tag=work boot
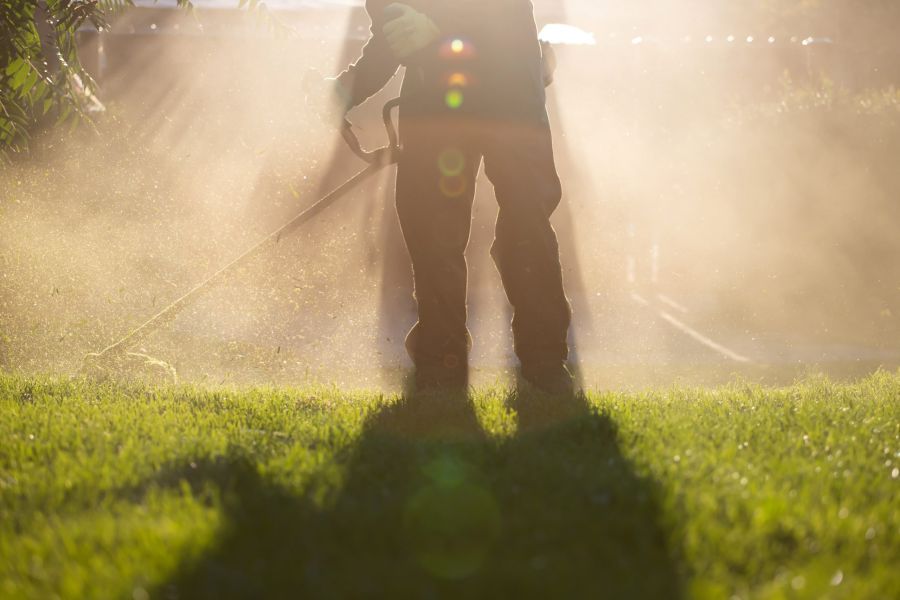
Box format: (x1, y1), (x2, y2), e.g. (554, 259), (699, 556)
(520, 361), (575, 396)
(405, 324), (471, 393)
(414, 361), (469, 393)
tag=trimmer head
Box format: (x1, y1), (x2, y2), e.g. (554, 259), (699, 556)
(81, 348), (177, 384)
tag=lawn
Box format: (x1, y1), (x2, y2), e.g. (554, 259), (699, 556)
(1, 372), (898, 599)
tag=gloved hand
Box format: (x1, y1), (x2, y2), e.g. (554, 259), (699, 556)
(382, 3), (440, 60)
(541, 41), (557, 87)
(303, 69), (352, 126)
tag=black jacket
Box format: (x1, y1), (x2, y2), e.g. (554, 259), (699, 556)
(337, 0), (548, 123)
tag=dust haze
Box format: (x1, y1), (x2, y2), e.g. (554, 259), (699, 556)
(1, 0), (898, 390)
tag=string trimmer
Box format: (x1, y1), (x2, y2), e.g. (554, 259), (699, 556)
(82, 98), (402, 381)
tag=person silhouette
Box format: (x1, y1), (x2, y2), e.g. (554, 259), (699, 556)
(323, 1), (573, 393)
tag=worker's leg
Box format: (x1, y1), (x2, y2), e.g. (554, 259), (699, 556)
(395, 120), (481, 386)
(483, 122), (571, 376)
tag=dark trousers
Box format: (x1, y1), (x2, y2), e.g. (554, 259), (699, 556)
(396, 116), (571, 370)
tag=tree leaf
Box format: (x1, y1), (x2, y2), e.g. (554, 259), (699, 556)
(9, 62), (29, 89)
(21, 68), (39, 97)
(5, 59), (25, 77)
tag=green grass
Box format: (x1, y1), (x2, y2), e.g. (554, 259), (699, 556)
(1, 373), (898, 599)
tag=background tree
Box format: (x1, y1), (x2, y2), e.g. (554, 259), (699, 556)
(0, 0), (191, 160)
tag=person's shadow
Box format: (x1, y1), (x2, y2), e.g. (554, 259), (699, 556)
(149, 386), (683, 598)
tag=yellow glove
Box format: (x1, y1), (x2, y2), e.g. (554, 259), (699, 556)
(382, 3), (440, 60)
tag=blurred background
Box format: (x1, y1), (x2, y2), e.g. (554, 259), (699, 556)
(1, 0), (898, 389)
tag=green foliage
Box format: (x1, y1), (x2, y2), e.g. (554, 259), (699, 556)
(0, 0), (292, 159)
(0, 0), (195, 160)
(1, 373), (898, 598)
(2, 1), (102, 158)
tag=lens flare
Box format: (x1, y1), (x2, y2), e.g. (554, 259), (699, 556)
(447, 72), (468, 87)
(445, 89), (464, 109)
(441, 38), (474, 59)
(440, 175), (467, 198)
(438, 148), (466, 177)
(403, 453), (500, 580)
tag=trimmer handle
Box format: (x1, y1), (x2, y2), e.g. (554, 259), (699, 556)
(340, 97), (401, 166)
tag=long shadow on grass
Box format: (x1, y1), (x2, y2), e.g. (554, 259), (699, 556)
(152, 390), (682, 598)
